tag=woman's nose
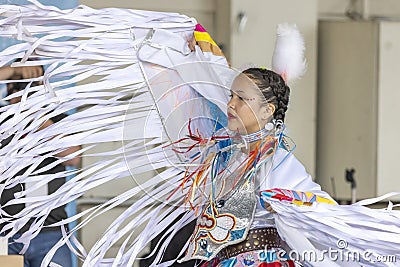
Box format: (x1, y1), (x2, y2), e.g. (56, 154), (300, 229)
(227, 100), (234, 109)
(227, 97), (236, 109)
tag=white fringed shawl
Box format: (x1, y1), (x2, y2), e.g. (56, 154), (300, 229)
(0, 1), (229, 266)
(1, 2), (400, 267)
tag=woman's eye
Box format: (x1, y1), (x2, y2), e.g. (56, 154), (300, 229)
(229, 93), (244, 101)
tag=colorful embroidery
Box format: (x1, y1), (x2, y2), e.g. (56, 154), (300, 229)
(198, 207), (236, 242)
(242, 253), (256, 265)
(260, 188), (336, 208)
(194, 24), (224, 56)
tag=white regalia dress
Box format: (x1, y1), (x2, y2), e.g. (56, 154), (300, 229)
(0, 1), (399, 266)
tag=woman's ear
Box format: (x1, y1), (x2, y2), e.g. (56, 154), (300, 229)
(267, 103), (276, 116)
(262, 103), (275, 120)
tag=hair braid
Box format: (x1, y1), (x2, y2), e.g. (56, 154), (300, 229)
(242, 68), (290, 122)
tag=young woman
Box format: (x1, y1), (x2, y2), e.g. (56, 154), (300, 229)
(177, 67), (335, 267)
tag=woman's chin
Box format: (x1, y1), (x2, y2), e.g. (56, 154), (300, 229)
(227, 124), (246, 135)
(227, 123), (237, 132)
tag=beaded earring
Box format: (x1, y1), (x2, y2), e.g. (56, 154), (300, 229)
(264, 122), (274, 131)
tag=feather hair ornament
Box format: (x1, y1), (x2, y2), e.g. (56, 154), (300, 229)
(271, 23), (307, 83)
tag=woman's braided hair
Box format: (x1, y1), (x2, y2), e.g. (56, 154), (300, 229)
(242, 68), (290, 122)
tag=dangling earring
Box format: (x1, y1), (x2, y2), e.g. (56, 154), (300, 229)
(274, 119), (283, 130)
(264, 121), (274, 131)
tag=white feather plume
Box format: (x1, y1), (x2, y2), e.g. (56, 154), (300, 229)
(271, 23), (307, 83)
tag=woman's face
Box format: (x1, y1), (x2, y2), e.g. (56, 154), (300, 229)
(227, 74), (270, 135)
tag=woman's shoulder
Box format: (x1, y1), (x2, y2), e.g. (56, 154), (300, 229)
(272, 146), (304, 171)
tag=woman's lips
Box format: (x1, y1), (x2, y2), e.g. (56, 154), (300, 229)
(227, 112), (236, 119)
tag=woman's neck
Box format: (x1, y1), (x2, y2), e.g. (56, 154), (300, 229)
(240, 127), (271, 153)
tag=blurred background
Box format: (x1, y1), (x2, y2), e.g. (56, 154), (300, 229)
(1, 0), (400, 266)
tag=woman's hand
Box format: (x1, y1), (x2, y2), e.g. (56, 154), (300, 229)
(14, 65), (43, 79)
(188, 36), (196, 51)
(265, 203), (276, 213)
(0, 65), (43, 81)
